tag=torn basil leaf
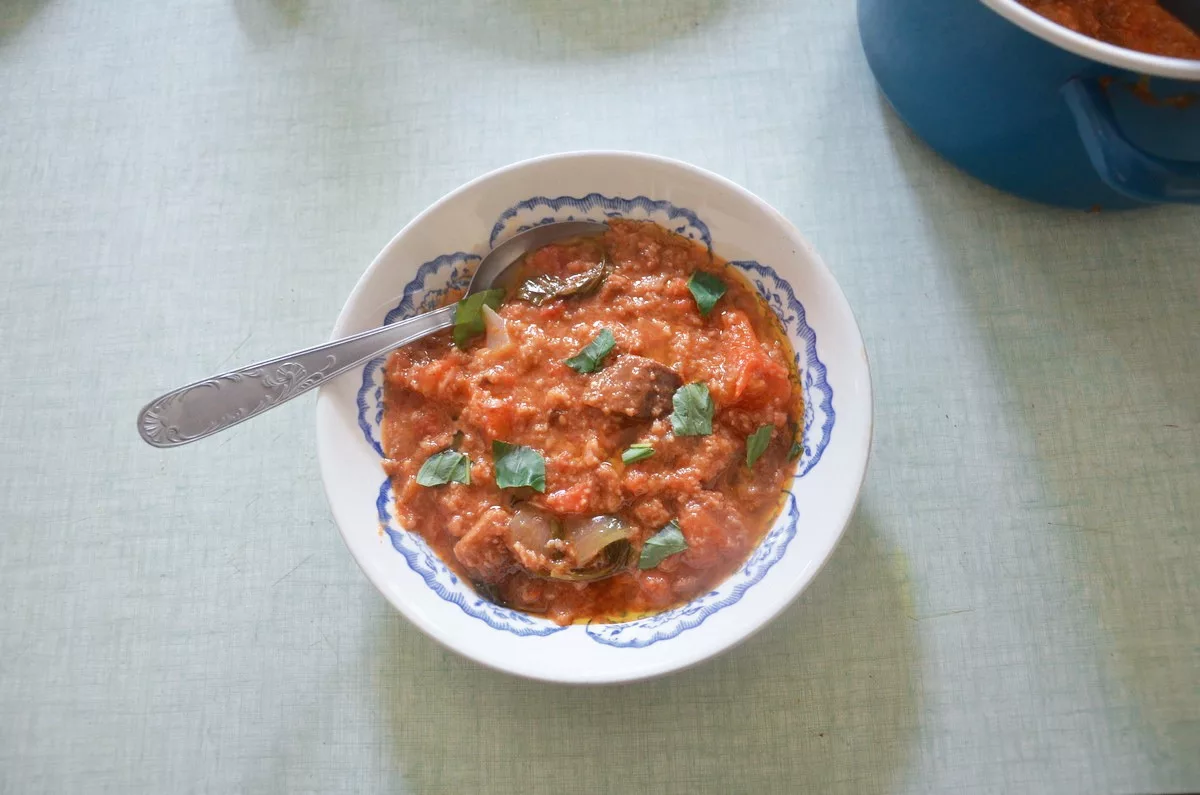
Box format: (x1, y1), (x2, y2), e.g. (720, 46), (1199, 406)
(516, 260), (609, 306)
(687, 271), (726, 317)
(621, 443), (655, 464)
(416, 449), (471, 486)
(492, 441), (546, 492)
(670, 382), (713, 437)
(786, 419), (802, 461)
(453, 289), (505, 349)
(638, 520), (688, 570)
(746, 424), (773, 468)
(565, 328), (616, 373)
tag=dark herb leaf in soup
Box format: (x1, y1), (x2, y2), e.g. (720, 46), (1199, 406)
(670, 382), (714, 437)
(745, 424), (773, 468)
(565, 328), (616, 374)
(638, 520), (688, 570)
(786, 419), (802, 461)
(416, 449), (471, 486)
(453, 289), (505, 349)
(687, 271), (726, 317)
(516, 260), (609, 306)
(492, 441), (547, 492)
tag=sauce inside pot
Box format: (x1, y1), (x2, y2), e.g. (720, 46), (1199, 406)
(1021, 0), (1200, 60)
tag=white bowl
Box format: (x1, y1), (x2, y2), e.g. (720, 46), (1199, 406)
(316, 151), (872, 683)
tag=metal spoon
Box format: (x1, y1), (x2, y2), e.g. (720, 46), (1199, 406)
(137, 220), (608, 448)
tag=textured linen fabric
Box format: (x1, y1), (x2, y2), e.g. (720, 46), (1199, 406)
(0, 1), (1197, 793)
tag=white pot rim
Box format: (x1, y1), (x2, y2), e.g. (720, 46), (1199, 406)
(980, 0), (1200, 81)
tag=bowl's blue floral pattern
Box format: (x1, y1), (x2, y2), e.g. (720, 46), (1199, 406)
(375, 480), (566, 637)
(357, 194), (834, 647)
(489, 193), (712, 252)
(585, 492), (800, 647)
(356, 252), (478, 458)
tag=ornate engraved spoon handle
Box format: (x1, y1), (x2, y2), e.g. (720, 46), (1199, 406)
(137, 305), (456, 448)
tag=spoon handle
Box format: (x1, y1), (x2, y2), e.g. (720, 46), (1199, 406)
(137, 304), (457, 448)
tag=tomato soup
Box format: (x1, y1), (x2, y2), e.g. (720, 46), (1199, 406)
(1021, 0), (1200, 59)
(381, 220), (803, 625)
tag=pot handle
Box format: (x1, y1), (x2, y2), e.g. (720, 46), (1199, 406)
(1061, 77), (1200, 205)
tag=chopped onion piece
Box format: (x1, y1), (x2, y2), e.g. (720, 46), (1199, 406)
(566, 515), (633, 567)
(508, 505), (555, 552)
(482, 305), (510, 349)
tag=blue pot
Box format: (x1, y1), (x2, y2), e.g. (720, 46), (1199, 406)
(858, 0), (1200, 209)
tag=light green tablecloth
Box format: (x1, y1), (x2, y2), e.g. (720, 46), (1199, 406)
(1, 1), (1197, 793)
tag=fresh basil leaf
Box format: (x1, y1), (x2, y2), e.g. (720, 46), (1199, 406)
(745, 424), (773, 468)
(453, 289), (505, 349)
(492, 441), (546, 492)
(415, 449), (471, 486)
(621, 443), (655, 464)
(687, 271), (726, 317)
(638, 520), (688, 570)
(786, 419), (803, 462)
(670, 382), (713, 437)
(565, 328), (616, 373)
(516, 260), (609, 306)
